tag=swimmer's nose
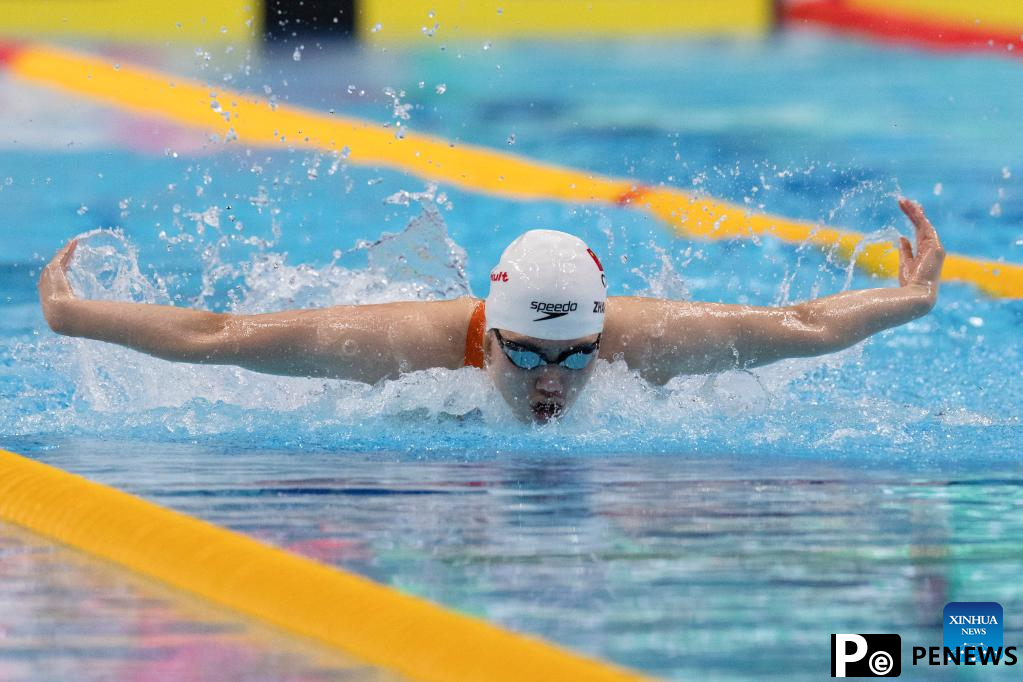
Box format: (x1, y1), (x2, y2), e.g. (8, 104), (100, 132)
(534, 367), (564, 397)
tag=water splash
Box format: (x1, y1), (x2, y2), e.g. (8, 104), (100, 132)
(67, 229), (170, 304)
(631, 241), (689, 300)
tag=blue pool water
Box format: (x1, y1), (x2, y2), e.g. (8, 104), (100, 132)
(2, 35), (1022, 679)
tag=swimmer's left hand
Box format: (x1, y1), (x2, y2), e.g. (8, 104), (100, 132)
(897, 198), (945, 304)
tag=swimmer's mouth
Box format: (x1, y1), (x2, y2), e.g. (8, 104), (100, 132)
(531, 401), (564, 422)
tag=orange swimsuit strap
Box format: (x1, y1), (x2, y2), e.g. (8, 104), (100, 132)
(463, 300), (486, 368)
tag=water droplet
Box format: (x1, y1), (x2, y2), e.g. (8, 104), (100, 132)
(371, 23), (383, 33)
(1002, 166), (1011, 179)
(933, 182), (943, 196)
(77, 204), (88, 215)
(482, 41), (491, 50)
(990, 202), (1002, 217)
(292, 47), (302, 61)
(435, 83), (446, 94)
(506, 133), (516, 145)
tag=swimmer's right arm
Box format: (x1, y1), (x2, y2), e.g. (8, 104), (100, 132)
(38, 239), (472, 382)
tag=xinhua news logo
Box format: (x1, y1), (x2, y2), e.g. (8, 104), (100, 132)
(831, 634), (901, 677)
(943, 602), (1002, 663)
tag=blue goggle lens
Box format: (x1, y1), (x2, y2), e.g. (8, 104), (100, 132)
(504, 348), (544, 370)
(496, 332), (599, 371)
(560, 349), (596, 370)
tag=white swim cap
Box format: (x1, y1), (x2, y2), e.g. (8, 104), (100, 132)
(485, 230), (607, 340)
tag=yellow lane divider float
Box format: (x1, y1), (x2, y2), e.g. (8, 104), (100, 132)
(0, 0), (258, 44)
(358, 0), (773, 41)
(0, 448), (647, 682)
(1, 42), (1020, 298)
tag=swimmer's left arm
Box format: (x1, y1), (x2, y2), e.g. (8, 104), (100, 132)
(604, 198), (945, 383)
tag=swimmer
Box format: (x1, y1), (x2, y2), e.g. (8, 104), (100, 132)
(39, 197), (944, 423)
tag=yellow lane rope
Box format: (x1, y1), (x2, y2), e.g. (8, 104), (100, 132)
(849, 0), (1023, 34)
(0, 1), (257, 44)
(3, 43), (1020, 297)
(358, 0), (773, 41)
(0, 448), (648, 682)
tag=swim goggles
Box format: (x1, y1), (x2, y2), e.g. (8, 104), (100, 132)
(493, 329), (600, 371)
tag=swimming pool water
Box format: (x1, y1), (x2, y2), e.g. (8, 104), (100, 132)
(2, 34), (1022, 679)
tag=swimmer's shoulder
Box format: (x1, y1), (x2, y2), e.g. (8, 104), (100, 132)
(603, 296), (690, 335)
(602, 296), (705, 362)
(411, 295), (481, 349)
(438, 296), (482, 335)
(411, 296), (481, 369)
(338, 297), (480, 372)
(602, 296), (658, 350)
(317, 296), (479, 348)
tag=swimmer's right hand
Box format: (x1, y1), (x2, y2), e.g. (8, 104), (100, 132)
(38, 238), (79, 334)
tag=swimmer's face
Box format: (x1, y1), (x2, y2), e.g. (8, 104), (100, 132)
(484, 329), (601, 423)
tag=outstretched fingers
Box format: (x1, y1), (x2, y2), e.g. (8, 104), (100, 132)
(898, 197), (939, 247)
(58, 238), (78, 269)
(896, 197), (945, 290)
(898, 236), (913, 285)
(39, 238), (78, 300)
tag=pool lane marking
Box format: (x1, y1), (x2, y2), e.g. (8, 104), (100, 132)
(784, 1), (1023, 56)
(358, 0), (773, 41)
(0, 448), (648, 682)
(2, 43), (1021, 298)
(0, 0), (258, 45)
(615, 185), (652, 207)
(0, 42), (19, 65)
